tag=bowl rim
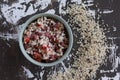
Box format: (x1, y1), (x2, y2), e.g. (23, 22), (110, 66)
(19, 13), (73, 66)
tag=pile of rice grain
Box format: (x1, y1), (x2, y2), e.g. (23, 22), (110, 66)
(47, 4), (107, 80)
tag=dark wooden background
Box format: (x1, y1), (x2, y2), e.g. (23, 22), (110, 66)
(0, 0), (120, 80)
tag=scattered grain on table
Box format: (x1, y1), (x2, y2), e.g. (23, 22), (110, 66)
(47, 4), (108, 80)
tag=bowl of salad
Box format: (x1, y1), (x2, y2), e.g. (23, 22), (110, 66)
(19, 13), (73, 66)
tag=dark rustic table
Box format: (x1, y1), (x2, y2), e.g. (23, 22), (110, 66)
(0, 0), (120, 80)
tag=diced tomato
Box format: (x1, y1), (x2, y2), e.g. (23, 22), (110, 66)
(33, 52), (42, 62)
(37, 23), (42, 28)
(24, 37), (30, 43)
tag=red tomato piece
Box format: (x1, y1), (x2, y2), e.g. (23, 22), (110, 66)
(37, 23), (42, 28)
(33, 52), (42, 62)
(24, 37), (30, 43)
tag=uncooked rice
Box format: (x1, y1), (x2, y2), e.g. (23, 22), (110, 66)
(47, 4), (108, 80)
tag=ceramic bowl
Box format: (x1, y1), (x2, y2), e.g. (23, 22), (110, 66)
(19, 13), (73, 66)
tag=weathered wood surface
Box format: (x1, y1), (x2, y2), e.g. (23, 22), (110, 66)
(0, 0), (120, 80)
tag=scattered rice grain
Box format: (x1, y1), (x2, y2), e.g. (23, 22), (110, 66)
(47, 4), (108, 80)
